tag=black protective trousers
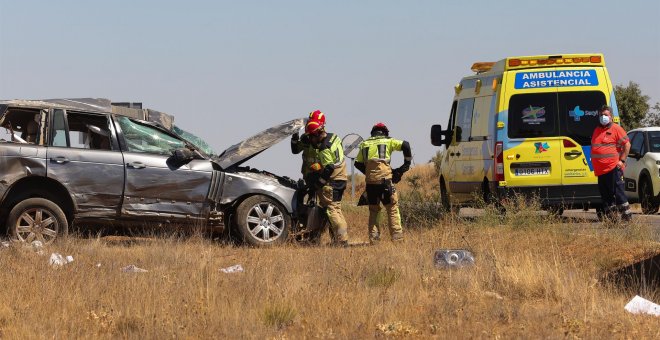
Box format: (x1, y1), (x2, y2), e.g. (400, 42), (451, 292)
(597, 166), (631, 217)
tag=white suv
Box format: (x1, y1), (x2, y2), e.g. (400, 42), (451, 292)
(624, 127), (660, 214)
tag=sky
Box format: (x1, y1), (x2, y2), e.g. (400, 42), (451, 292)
(1, 0), (659, 179)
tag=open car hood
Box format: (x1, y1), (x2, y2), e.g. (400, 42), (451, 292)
(214, 118), (305, 169)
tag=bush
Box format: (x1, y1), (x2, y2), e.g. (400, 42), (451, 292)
(398, 174), (442, 228)
(262, 303), (296, 329)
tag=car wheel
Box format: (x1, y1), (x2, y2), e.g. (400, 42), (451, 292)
(235, 195), (291, 246)
(7, 198), (68, 245)
(640, 178), (659, 215)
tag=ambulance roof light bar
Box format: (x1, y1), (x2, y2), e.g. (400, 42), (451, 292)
(507, 54), (604, 69)
(471, 62), (496, 73)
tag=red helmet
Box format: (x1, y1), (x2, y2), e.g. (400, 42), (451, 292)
(308, 110), (326, 125)
(371, 122), (389, 136)
(305, 120), (325, 135)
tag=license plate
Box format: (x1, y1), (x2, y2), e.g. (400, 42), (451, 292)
(514, 167), (550, 176)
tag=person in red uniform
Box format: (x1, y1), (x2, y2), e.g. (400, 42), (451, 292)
(591, 105), (632, 221)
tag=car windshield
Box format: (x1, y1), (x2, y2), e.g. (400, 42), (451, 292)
(172, 125), (216, 156)
(648, 131), (660, 153)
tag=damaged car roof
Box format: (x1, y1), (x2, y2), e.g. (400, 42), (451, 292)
(215, 118), (306, 169)
(1, 98), (305, 170)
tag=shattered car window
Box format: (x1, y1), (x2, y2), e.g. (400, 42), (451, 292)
(60, 111), (113, 150)
(117, 116), (185, 155)
(0, 108), (45, 145)
(173, 125), (216, 156)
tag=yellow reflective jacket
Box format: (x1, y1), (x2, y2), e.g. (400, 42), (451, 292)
(317, 133), (347, 182)
(355, 136), (404, 183)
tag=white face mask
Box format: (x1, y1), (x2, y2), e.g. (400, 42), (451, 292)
(599, 115), (610, 125)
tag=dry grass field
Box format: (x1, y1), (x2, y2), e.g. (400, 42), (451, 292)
(1, 164), (660, 339)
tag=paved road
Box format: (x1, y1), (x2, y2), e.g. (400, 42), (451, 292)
(459, 207), (660, 242)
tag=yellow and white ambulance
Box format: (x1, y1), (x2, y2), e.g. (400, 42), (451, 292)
(431, 54), (619, 214)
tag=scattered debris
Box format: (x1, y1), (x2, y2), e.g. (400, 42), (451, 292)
(31, 240), (45, 255)
(624, 295), (660, 317)
(220, 264), (244, 273)
(49, 253), (74, 267)
(121, 265), (148, 273)
(1, 241), (10, 248)
(434, 249), (475, 268)
(484, 291), (504, 300)
(96, 263), (102, 268)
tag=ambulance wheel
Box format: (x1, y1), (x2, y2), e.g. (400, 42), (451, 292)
(235, 195), (291, 246)
(596, 206), (605, 221)
(640, 178), (659, 214)
(440, 180), (459, 215)
(547, 205), (564, 217)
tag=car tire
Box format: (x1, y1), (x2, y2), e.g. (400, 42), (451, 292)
(640, 178), (659, 215)
(235, 195), (291, 246)
(6, 198), (68, 245)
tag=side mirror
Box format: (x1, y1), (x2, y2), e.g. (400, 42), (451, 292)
(171, 148), (194, 166)
(431, 124), (452, 147)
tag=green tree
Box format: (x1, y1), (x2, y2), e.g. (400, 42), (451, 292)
(614, 81), (650, 130)
(641, 102), (660, 127)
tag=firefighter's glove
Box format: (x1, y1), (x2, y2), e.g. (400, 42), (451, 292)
(306, 163), (324, 190)
(300, 133), (310, 144)
(392, 169), (403, 184)
(291, 132), (300, 142)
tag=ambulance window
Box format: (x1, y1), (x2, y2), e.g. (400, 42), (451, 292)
(471, 96), (492, 139)
(508, 93), (557, 138)
(448, 101), (457, 132)
(559, 91), (606, 145)
(455, 98), (474, 142)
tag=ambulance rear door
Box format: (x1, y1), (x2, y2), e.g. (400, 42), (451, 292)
(557, 88), (605, 198)
(501, 83), (563, 192)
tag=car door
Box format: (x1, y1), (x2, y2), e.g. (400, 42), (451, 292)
(114, 116), (212, 222)
(46, 109), (124, 217)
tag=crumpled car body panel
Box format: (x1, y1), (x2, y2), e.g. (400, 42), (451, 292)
(214, 170), (297, 213)
(215, 118), (306, 169)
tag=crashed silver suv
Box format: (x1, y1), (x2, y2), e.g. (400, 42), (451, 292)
(0, 98), (304, 246)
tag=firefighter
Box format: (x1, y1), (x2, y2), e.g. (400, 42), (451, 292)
(305, 119), (349, 247)
(591, 105), (632, 222)
(291, 110), (325, 177)
(354, 123), (412, 242)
